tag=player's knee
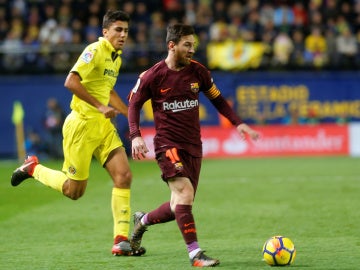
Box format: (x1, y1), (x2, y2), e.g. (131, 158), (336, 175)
(123, 170), (132, 182)
(62, 179), (86, 200)
(65, 193), (83, 201)
(64, 190), (84, 200)
(113, 170), (132, 188)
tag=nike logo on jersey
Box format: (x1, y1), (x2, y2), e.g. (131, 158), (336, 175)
(160, 87), (171, 93)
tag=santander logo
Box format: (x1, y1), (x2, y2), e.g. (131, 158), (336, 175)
(202, 126), (347, 157)
(253, 130), (345, 153)
(137, 125), (348, 158)
(223, 133), (248, 154)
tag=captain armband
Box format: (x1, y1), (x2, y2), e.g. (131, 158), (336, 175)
(203, 84), (221, 100)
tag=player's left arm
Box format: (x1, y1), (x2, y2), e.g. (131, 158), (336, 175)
(204, 84), (260, 141)
(204, 83), (242, 126)
(109, 89), (128, 117)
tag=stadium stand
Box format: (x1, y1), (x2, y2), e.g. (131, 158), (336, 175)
(0, 0), (359, 74)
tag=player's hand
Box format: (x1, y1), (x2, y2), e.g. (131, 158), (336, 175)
(236, 123), (260, 141)
(98, 104), (119, 118)
(131, 136), (149, 160)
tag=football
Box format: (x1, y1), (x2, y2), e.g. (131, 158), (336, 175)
(262, 236), (296, 266)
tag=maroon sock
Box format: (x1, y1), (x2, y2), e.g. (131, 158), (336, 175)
(146, 201), (175, 225)
(175, 204), (198, 244)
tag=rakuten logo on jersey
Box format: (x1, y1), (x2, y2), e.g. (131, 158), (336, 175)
(163, 99), (199, 112)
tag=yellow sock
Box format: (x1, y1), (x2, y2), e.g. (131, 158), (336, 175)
(112, 188), (131, 239)
(33, 164), (67, 193)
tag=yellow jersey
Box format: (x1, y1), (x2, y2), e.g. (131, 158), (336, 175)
(69, 37), (122, 117)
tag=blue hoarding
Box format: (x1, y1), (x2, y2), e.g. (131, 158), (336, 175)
(1, 72), (360, 158)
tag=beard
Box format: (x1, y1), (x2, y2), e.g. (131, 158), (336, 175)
(175, 53), (192, 68)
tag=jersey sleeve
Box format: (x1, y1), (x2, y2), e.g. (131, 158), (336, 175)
(127, 72), (152, 140)
(70, 45), (97, 80)
(202, 69), (243, 126)
(196, 63), (213, 93)
(209, 92), (243, 126)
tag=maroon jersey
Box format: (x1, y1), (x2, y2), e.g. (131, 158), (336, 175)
(128, 60), (242, 157)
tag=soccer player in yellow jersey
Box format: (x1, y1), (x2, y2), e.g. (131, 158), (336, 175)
(10, 10), (145, 256)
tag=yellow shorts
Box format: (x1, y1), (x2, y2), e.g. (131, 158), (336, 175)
(62, 111), (123, 180)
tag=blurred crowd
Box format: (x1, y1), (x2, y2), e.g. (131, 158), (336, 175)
(25, 97), (66, 159)
(1, 0), (360, 74)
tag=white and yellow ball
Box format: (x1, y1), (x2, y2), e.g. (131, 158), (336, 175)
(262, 236), (296, 266)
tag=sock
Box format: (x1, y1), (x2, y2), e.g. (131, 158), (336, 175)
(33, 164), (67, 193)
(146, 201), (175, 225)
(189, 246), (201, 259)
(112, 188), (131, 239)
(141, 213), (149, 225)
(175, 204), (198, 245)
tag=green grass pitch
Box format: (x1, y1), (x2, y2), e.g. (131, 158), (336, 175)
(1, 156), (359, 270)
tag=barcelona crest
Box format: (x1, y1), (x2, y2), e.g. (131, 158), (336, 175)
(190, 82), (199, 93)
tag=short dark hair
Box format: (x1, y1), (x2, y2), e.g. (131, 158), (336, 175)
(102, 10), (130, 29)
(166, 24), (195, 44)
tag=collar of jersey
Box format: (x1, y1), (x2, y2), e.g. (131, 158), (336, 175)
(98, 37), (122, 57)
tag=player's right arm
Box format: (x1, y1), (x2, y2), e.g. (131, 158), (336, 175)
(64, 72), (118, 118)
(127, 73), (151, 160)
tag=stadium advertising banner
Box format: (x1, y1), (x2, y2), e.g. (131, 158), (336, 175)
(349, 123), (360, 157)
(212, 72), (360, 125)
(139, 124), (349, 158)
(138, 72), (360, 126)
(1, 72), (360, 158)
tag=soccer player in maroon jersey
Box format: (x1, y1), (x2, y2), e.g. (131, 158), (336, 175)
(127, 23), (259, 267)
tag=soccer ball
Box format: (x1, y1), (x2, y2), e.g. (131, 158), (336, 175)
(262, 236), (296, 266)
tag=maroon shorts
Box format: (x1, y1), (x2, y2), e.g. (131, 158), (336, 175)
(156, 147), (202, 194)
